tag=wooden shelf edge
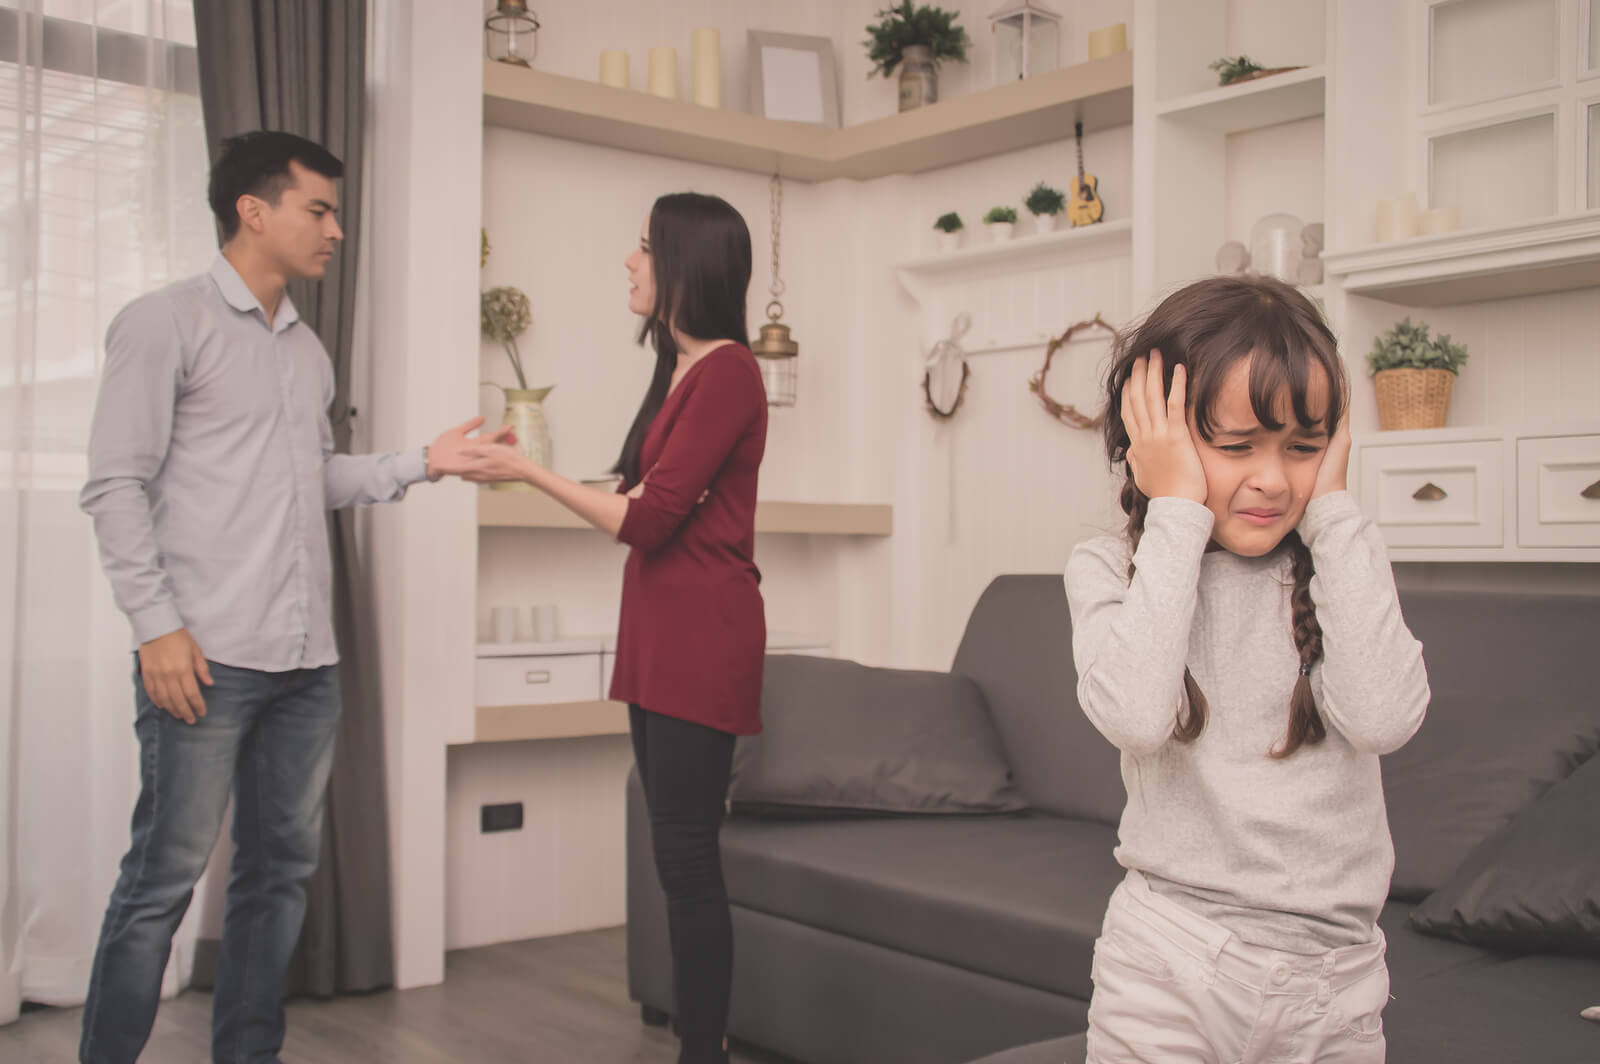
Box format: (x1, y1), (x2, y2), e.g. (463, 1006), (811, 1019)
(478, 490), (893, 536)
(465, 700), (630, 744)
(483, 53), (1133, 181)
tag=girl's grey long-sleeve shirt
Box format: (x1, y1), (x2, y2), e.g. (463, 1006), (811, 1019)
(1066, 493), (1430, 953)
(79, 255), (427, 672)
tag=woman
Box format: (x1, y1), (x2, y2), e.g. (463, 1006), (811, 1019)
(463, 192), (767, 1064)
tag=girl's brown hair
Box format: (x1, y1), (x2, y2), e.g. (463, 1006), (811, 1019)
(1101, 275), (1348, 758)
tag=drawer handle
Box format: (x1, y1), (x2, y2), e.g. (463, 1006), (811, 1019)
(1582, 479), (1600, 500)
(1412, 482), (1447, 502)
(524, 670), (552, 685)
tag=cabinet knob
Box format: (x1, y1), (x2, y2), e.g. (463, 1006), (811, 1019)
(524, 670), (552, 685)
(1412, 482), (1447, 501)
(1582, 479), (1600, 501)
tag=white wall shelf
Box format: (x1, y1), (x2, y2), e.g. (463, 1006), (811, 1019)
(483, 53), (1133, 181)
(1324, 213), (1600, 305)
(896, 219), (1133, 283)
(1152, 65), (1327, 134)
(478, 489), (893, 536)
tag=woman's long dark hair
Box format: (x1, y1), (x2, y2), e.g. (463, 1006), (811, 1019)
(613, 192), (752, 485)
(1101, 275), (1348, 758)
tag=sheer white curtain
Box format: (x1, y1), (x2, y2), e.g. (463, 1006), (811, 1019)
(1, 0), (212, 1022)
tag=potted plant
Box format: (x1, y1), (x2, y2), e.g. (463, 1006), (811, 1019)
(1366, 317), (1469, 430)
(983, 205), (1018, 241)
(864, 2), (971, 112)
(481, 262), (553, 486)
(933, 211), (964, 252)
(1024, 182), (1066, 233)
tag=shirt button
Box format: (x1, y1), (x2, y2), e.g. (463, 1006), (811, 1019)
(1270, 963), (1291, 986)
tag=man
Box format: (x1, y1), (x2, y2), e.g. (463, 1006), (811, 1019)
(77, 130), (503, 1063)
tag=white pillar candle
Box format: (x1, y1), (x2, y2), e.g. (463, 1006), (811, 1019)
(648, 46), (678, 99)
(1088, 24), (1127, 60)
(599, 50), (629, 89)
(1375, 194), (1418, 243)
(1418, 206), (1460, 235)
(691, 28), (721, 108)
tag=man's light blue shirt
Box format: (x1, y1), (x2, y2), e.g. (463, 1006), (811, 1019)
(80, 255), (427, 672)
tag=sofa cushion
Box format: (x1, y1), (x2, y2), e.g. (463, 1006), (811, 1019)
(951, 576), (1124, 826)
(1396, 590), (1598, 708)
(1381, 692), (1600, 901)
(1382, 941), (1600, 1063)
(721, 813), (1124, 1000)
(729, 655), (1027, 816)
(1409, 750), (1600, 955)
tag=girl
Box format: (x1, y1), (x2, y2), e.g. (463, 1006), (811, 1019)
(1065, 275), (1429, 1063)
(462, 192), (767, 1064)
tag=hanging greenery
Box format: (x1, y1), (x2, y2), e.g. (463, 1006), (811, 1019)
(864, 2), (971, 78)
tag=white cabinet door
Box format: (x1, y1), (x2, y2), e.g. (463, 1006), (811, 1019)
(1517, 434), (1600, 548)
(475, 653), (603, 708)
(1357, 439), (1504, 548)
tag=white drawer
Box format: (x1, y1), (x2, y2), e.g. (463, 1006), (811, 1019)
(1357, 439), (1503, 548)
(475, 653), (601, 708)
(1517, 434), (1600, 548)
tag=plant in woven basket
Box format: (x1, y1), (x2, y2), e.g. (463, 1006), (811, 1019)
(983, 205), (1018, 225)
(1368, 318), (1469, 431)
(481, 285), (532, 390)
(933, 211), (964, 233)
(864, 2), (971, 77)
(1366, 318), (1469, 375)
(1024, 182), (1066, 217)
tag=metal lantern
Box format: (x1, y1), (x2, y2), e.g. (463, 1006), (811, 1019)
(486, 0), (540, 68)
(753, 308), (799, 407)
(988, 0), (1061, 83)
(755, 174), (798, 407)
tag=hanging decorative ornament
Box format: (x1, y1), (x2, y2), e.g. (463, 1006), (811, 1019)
(1029, 314), (1121, 429)
(923, 312), (973, 420)
(751, 173), (798, 407)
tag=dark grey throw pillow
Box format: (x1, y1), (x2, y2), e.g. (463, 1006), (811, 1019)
(1410, 750), (1600, 955)
(728, 655), (1028, 817)
(1381, 693), (1600, 901)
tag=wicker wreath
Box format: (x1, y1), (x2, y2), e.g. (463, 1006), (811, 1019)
(923, 358), (971, 419)
(1028, 314), (1121, 430)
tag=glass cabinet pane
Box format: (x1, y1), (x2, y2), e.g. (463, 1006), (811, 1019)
(1429, 0), (1559, 108)
(1430, 112), (1556, 229)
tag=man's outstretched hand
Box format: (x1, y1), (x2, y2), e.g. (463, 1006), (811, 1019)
(426, 417), (515, 481)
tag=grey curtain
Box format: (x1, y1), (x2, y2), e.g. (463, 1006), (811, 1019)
(192, 0), (393, 997)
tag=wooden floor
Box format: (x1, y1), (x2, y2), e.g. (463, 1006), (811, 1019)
(1, 926), (792, 1063)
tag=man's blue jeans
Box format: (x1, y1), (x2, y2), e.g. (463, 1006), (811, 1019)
(79, 659), (341, 1064)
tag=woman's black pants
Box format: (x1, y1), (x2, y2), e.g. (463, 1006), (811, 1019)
(629, 704), (736, 1064)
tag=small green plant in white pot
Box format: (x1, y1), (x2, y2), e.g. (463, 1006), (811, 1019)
(983, 205), (1018, 241)
(1025, 182), (1066, 234)
(1367, 317), (1469, 430)
(933, 211), (964, 252)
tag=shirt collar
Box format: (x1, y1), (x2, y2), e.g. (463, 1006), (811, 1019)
(209, 254), (302, 333)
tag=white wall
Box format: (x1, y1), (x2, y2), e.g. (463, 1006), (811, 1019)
(365, 0), (484, 988)
(450, 0), (1135, 950)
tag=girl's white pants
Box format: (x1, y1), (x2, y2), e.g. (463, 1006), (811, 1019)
(1086, 871), (1390, 1064)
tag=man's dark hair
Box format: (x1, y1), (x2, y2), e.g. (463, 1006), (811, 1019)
(208, 131), (343, 241)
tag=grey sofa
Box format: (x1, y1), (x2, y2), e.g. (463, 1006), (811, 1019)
(626, 577), (1600, 1064)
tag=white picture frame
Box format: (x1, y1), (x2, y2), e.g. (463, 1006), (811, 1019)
(748, 31), (841, 128)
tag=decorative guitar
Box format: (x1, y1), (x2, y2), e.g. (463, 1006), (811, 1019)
(1068, 120), (1105, 227)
